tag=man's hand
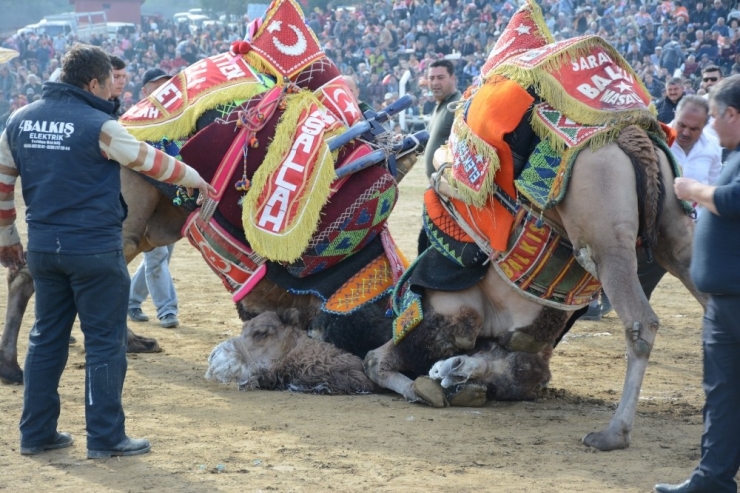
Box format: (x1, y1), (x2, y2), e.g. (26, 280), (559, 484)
(0, 243), (25, 269)
(674, 177), (700, 201)
(187, 177), (217, 206)
(675, 177), (719, 215)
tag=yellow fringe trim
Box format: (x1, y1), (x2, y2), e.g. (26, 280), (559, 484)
(528, 0), (556, 45)
(242, 90), (339, 262)
(124, 81), (272, 142)
(489, 37), (656, 127)
(444, 114), (501, 207)
(244, 53), (285, 84)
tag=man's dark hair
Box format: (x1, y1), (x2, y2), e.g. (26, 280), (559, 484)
(60, 44), (112, 89)
(429, 59), (454, 76)
(109, 54), (126, 70)
(702, 64), (722, 75)
(710, 74), (740, 114)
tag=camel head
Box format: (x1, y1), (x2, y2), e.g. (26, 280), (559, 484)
(205, 309), (302, 390)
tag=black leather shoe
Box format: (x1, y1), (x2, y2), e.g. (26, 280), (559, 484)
(654, 479), (710, 493)
(20, 432), (74, 455)
(128, 308), (149, 322)
(87, 437), (151, 459)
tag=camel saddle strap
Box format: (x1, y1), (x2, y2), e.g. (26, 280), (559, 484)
(431, 163), (601, 310)
(184, 86), (283, 301)
(183, 212), (266, 303)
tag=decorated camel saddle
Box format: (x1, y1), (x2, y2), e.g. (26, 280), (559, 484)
(120, 0), (426, 316)
(392, 0), (687, 343)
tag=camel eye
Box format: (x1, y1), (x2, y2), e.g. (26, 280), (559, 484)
(250, 326), (272, 340)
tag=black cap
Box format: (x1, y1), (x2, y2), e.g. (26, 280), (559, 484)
(142, 68), (171, 86)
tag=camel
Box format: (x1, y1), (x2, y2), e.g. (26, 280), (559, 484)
(206, 309), (378, 394)
(363, 125), (708, 451)
(0, 151), (417, 384)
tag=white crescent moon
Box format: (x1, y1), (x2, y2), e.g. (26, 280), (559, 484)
(272, 24), (308, 57)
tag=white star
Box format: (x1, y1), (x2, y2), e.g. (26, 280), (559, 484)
(267, 21), (282, 33)
(515, 24), (531, 35)
(344, 101), (359, 118)
(615, 81), (633, 93)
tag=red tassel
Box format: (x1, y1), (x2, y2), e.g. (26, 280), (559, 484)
(237, 41), (251, 54)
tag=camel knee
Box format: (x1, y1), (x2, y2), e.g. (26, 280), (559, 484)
(363, 346), (387, 381)
(625, 317), (659, 357)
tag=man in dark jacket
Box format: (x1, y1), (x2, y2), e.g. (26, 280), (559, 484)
(657, 77), (685, 123)
(655, 74), (740, 493)
(0, 44), (213, 459)
(424, 59), (461, 177)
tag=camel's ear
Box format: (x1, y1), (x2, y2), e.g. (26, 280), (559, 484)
(279, 308), (302, 327)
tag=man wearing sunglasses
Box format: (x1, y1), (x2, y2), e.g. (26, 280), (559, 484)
(701, 65), (723, 94)
(701, 65), (723, 145)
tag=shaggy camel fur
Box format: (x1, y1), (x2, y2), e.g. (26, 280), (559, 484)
(205, 310), (378, 394)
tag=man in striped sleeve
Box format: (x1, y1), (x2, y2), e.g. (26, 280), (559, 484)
(0, 44), (214, 459)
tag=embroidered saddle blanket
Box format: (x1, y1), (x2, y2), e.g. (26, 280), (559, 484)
(392, 190), (602, 344)
(122, 0), (407, 313)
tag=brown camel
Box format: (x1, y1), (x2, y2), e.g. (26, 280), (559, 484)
(364, 125), (708, 451)
(0, 153), (417, 384)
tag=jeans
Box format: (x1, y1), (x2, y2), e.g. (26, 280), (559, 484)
(690, 294), (740, 493)
(128, 244), (178, 319)
(20, 250), (129, 450)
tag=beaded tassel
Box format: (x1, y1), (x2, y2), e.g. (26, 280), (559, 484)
(235, 143), (251, 193)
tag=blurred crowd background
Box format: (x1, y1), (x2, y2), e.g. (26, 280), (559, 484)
(2, 0), (740, 131)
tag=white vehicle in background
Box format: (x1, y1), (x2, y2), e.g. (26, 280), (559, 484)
(173, 12), (189, 24)
(107, 22), (136, 40)
(35, 11), (107, 41)
(187, 14), (211, 34)
(16, 24), (40, 36)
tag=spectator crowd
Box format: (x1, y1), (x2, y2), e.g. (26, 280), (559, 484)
(2, 0), (740, 131)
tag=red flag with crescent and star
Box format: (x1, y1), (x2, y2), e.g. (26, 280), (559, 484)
(316, 75), (363, 127)
(247, 0), (325, 79)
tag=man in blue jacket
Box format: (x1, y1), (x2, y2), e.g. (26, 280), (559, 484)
(655, 74), (740, 493)
(0, 44), (213, 459)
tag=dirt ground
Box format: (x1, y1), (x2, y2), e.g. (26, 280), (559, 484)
(0, 160), (718, 492)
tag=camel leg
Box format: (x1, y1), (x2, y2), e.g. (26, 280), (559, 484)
(364, 290), (485, 407)
(652, 151), (708, 307)
(0, 267), (34, 384)
(364, 340), (428, 403)
(120, 168), (172, 354)
(556, 144), (659, 451)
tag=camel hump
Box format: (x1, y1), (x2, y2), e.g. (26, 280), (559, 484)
(615, 124), (663, 258)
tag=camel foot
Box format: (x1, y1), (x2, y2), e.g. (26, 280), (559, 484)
(0, 363), (23, 384)
(582, 428), (630, 451)
(126, 329), (162, 354)
(412, 376), (449, 408)
(445, 383), (487, 407)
